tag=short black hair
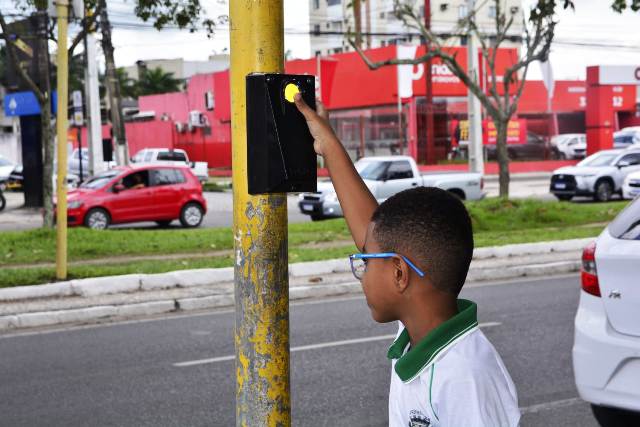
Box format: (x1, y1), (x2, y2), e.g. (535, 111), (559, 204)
(371, 187), (473, 295)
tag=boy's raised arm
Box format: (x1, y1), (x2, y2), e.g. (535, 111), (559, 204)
(294, 94), (378, 251)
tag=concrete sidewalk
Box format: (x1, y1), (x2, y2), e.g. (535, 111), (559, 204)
(0, 238), (592, 331)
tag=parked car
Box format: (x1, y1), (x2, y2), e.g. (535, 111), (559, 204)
(551, 133), (587, 159)
(486, 132), (554, 160)
(550, 148), (640, 202)
(0, 155), (15, 181)
(58, 164), (207, 230)
(622, 170), (640, 199)
(573, 197), (640, 426)
(67, 148), (117, 180)
(297, 155), (484, 220)
(131, 148), (209, 184)
(614, 127), (640, 149)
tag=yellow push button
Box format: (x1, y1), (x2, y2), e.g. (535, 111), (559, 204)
(284, 83), (300, 103)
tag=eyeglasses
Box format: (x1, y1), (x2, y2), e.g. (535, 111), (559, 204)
(348, 252), (425, 280)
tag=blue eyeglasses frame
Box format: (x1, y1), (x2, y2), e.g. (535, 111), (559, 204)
(348, 252), (425, 280)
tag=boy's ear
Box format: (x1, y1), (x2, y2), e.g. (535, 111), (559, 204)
(391, 256), (410, 293)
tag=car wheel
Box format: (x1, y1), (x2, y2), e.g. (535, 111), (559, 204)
(180, 202), (204, 228)
(84, 208), (110, 230)
(156, 220), (172, 228)
(594, 180), (613, 202)
(448, 189), (466, 200)
(555, 194), (573, 201)
(591, 404), (640, 427)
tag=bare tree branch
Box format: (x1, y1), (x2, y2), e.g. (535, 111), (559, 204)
(68, 4), (102, 57)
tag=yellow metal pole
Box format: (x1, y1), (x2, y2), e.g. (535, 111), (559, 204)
(55, 0), (69, 280)
(229, 1), (290, 426)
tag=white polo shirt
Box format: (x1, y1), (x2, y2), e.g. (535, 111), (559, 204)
(387, 299), (520, 427)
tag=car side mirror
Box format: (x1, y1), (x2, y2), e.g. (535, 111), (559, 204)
(113, 183), (125, 193)
(617, 161), (631, 168)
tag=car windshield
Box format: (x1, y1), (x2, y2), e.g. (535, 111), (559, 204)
(578, 152), (618, 167)
(615, 134), (634, 144)
(359, 161), (390, 181)
(80, 170), (121, 189)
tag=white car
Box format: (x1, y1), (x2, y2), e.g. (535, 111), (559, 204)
(551, 134), (587, 159)
(550, 148), (640, 202)
(0, 155), (15, 181)
(298, 156), (484, 220)
(132, 148), (209, 183)
(614, 127), (640, 149)
(573, 197), (640, 426)
(622, 171), (640, 199)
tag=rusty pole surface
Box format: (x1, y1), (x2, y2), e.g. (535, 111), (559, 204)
(229, 1), (290, 426)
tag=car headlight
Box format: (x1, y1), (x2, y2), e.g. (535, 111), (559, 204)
(68, 200), (84, 209)
(324, 192), (339, 204)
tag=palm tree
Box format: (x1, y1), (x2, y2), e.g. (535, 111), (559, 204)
(136, 67), (183, 96)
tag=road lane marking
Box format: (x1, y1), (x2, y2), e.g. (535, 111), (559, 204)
(173, 321), (501, 367)
(520, 397), (583, 414)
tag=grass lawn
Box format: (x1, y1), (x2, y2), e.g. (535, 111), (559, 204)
(0, 198), (629, 287)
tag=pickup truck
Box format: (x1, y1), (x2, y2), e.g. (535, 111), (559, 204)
(297, 156), (484, 220)
(131, 148), (209, 183)
(550, 147), (640, 202)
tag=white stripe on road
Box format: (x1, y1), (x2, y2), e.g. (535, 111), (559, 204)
(173, 321), (501, 368)
(520, 397), (583, 414)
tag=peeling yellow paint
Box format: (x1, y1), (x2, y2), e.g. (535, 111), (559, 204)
(230, 0), (290, 425)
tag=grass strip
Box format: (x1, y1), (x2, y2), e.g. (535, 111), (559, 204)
(0, 198), (627, 287)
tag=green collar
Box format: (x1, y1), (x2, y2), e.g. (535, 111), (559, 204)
(387, 299), (478, 383)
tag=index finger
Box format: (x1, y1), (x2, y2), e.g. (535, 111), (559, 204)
(294, 93), (316, 120)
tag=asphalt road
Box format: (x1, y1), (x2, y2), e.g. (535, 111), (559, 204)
(0, 274), (598, 427)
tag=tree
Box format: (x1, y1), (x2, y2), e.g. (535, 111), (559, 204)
(349, 0), (573, 197)
(136, 67), (183, 96)
(1, 0), (224, 226)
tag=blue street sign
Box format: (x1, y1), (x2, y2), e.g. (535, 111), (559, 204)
(3, 91), (57, 117)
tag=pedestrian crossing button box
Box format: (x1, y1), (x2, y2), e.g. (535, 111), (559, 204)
(246, 73), (317, 194)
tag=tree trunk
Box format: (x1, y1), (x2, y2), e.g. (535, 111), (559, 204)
(495, 119), (510, 198)
(98, 0), (128, 165)
(35, 9), (54, 227)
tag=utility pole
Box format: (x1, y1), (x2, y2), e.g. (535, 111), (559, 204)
(55, 0), (70, 279)
(424, 0), (436, 164)
(84, 12), (104, 175)
(466, 0), (484, 174)
(229, 1), (290, 425)
(98, 0), (127, 166)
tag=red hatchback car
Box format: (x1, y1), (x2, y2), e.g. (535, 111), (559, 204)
(63, 164), (207, 230)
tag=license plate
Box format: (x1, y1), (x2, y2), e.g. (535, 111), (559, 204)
(301, 204), (314, 212)
(554, 183), (566, 189)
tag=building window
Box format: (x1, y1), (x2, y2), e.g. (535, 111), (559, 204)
(315, 50), (322, 57)
(460, 35), (467, 46)
(488, 5), (496, 18)
(326, 22), (330, 29)
(380, 40), (386, 47)
(313, 24), (320, 34)
(327, 0), (341, 5)
(419, 6), (425, 16)
(458, 4), (468, 19)
(313, 0), (320, 9)
(333, 47), (343, 54)
(380, 12), (385, 19)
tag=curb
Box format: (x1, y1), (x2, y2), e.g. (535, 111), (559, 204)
(0, 260), (581, 331)
(0, 239), (592, 304)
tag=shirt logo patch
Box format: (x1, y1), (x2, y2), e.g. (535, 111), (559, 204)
(408, 410), (431, 427)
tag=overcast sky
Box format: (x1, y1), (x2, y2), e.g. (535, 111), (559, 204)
(1, 0), (639, 81)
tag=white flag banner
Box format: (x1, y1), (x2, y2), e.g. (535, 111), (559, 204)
(397, 44), (418, 98)
(540, 60), (555, 100)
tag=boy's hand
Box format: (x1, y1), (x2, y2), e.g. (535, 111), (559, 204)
(294, 93), (337, 157)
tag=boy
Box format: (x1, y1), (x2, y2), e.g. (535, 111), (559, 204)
(294, 93), (520, 427)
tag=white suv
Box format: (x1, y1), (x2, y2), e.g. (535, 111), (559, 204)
(573, 197), (640, 426)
